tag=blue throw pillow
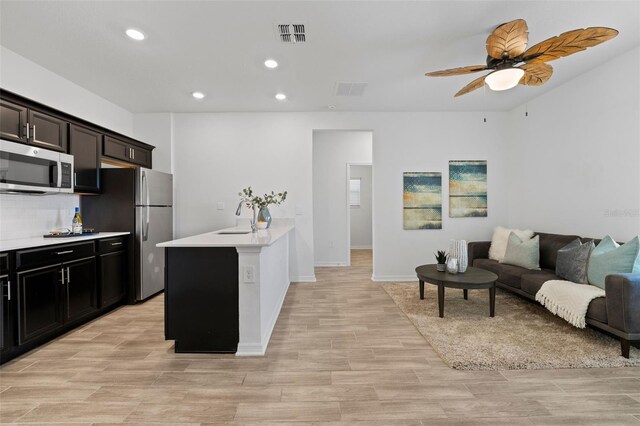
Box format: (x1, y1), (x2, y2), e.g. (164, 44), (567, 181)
(587, 236), (640, 289)
(556, 238), (594, 284)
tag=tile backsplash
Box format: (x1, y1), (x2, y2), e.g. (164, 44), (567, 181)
(0, 193), (80, 240)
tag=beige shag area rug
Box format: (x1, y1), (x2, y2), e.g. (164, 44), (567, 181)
(383, 283), (640, 370)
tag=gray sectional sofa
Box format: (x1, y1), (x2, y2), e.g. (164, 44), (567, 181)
(468, 232), (640, 358)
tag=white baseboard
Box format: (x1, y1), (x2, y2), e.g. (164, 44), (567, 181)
(291, 275), (317, 283)
(314, 261), (348, 267)
(236, 343), (267, 356)
(350, 245), (372, 249)
(371, 274), (417, 282)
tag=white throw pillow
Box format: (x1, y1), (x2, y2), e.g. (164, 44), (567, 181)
(488, 226), (534, 261)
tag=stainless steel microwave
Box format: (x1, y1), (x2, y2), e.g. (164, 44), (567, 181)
(0, 139), (74, 194)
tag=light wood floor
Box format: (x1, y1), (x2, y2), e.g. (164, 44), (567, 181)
(2, 249), (640, 424)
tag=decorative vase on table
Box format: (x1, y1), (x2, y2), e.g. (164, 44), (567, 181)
(446, 258), (459, 274)
(448, 239), (468, 273)
(257, 207), (272, 229)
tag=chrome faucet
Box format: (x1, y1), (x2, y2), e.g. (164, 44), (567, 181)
(236, 197), (258, 233)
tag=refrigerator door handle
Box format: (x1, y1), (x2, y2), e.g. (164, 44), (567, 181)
(145, 205), (150, 241)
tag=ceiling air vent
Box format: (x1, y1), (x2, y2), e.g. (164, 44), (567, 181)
(335, 82), (368, 96)
(277, 24), (306, 43)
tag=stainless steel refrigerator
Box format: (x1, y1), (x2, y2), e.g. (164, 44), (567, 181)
(82, 167), (173, 302)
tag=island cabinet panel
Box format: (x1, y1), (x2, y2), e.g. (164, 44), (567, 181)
(165, 247), (239, 353)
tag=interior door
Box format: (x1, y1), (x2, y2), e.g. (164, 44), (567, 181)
(137, 206), (173, 300)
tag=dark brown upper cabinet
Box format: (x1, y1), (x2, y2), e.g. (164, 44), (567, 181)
(0, 99), (28, 142)
(103, 136), (152, 168)
(0, 99), (67, 151)
(69, 124), (101, 193)
(27, 109), (68, 152)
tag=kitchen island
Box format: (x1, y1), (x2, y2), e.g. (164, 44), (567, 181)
(157, 221), (294, 356)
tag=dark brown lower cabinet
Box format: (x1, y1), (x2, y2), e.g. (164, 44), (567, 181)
(17, 257), (98, 345)
(64, 257), (98, 323)
(0, 273), (12, 356)
(17, 265), (63, 345)
(2, 238), (128, 364)
(99, 250), (126, 307)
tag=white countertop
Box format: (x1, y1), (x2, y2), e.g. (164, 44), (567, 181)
(157, 223), (294, 248)
(0, 232), (130, 252)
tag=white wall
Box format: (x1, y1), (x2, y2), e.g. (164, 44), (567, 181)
(313, 131), (372, 266)
(0, 47), (134, 241)
(507, 47), (640, 242)
(170, 112), (509, 281)
(350, 164), (372, 249)
(133, 113), (173, 174)
(0, 47), (133, 136)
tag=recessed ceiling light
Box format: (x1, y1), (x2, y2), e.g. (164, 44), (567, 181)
(125, 28), (145, 41)
(328, 105), (336, 110)
(192, 91), (205, 99)
(264, 59), (278, 69)
(275, 93), (287, 101)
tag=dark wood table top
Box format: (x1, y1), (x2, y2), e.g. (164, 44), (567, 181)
(415, 264), (498, 289)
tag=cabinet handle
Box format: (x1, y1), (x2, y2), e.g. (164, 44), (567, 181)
(67, 267), (70, 284)
(111, 242), (123, 246)
(3, 280), (10, 301)
(60, 268), (65, 285)
(55, 250), (74, 255)
(24, 123), (30, 140)
(32, 124), (36, 142)
(132, 149), (135, 160)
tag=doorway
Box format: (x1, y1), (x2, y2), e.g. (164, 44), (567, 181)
(312, 130), (373, 267)
(347, 163), (372, 266)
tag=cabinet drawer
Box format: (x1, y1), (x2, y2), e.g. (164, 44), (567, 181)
(98, 237), (126, 254)
(17, 242), (95, 270)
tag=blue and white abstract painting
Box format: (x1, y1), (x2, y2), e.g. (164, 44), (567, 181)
(449, 160), (487, 218)
(403, 172), (442, 230)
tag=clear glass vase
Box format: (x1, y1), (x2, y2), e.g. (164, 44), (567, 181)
(257, 207), (272, 229)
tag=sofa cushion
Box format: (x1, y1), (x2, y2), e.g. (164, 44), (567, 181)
(556, 239), (595, 284)
(588, 236), (640, 289)
(537, 233), (582, 270)
(521, 270), (560, 296)
(474, 258), (528, 288)
(500, 233), (540, 270)
(473, 258), (501, 275)
(489, 226), (534, 261)
(586, 297), (608, 323)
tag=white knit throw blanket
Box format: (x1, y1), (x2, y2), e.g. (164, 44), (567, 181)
(535, 280), (605, 328)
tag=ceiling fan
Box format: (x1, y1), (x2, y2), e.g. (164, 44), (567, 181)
(425, 19), (618, 97)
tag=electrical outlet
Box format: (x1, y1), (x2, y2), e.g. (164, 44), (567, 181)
(216, 202), (225, 210)
(243, 266), (255, 283)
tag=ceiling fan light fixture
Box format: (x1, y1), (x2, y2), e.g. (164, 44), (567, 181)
(485, 68), (525, 91)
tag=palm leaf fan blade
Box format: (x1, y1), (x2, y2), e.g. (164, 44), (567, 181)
(454, 75), (487, 97)
(522, 27), (618, 63)
(486, 19), (529, 59)
(518, 63), (553, 86)
(425, 65), (488, 77)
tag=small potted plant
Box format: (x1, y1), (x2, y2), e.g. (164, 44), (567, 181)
(435, 250), (447, 272)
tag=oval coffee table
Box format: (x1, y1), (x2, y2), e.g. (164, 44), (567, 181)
(415, 264), (498, 318)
